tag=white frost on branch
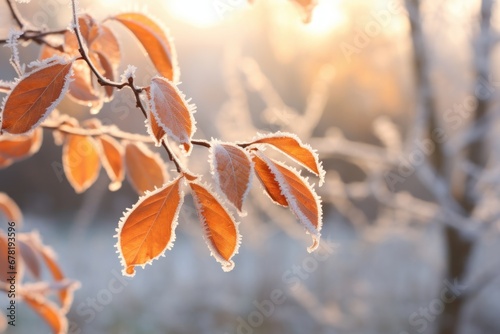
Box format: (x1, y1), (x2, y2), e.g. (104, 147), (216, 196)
(120, 65), (137, 82)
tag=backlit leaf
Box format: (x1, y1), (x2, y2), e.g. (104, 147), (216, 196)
(124, 142), (167, 195)
(210, 142), (253, 212)
(1, 58), (73, 134)
(67, 59), (100, 104)
(26, 231), (79, 312)
(0, 192), (22, 225)
(18, 238), (41, 279)
(248, 132), (325, 186)
(62, 135), (101, 193)
(113, 13), (178, 81)
(116, 177), (183, 277)
(254, 153), (322, 252)
(146, 77), (196, 153)
(0, 127), (43, 168)
(252, 155), (288, 207)
(144, 89), (166, 146)
(23, 294), (67, 334)
(189, 182), (240, 272)
(98, 135), (124, 191)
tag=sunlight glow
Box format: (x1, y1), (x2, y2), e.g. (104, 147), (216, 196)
(303, 0), (347, 35)
(165, 0), (229, 28)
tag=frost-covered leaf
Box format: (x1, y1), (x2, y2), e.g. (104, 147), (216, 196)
(18, 238), (41, 279)
(0, 127), (43, 168)
(145, 77), (196, 153)
(112, 13), (178, 81)
(254, 153), (322, 252)
(124, 142), (167, 195)
(252, 155), (288, 207)
(98, 135), (124, 191)
(116, 177), (183, 277)
(189, 182), (240, 272)
(25, 232), (79, 312)
(23, 294), (67, 334)
(62, 135), (101, 193)
(248, 132), (325, 186)
(0, 192), (22, 225)
(210, 142), (253, 212)
(1, 58), (73, 134)
(67, 59), (100, 104)
(145, 89), (166, 146)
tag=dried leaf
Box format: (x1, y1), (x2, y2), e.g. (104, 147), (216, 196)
(98, 135), (124, 191)
(252, 155), (288, 207)
(254, 153), (322, 252)
(249, 132), (325, 186)
(113, 13), (178, 81)
(18, 238), (41, 279)
(90, 25), (121, 69)
(67, 59), (100, 104)
(210, 142), (253, 212)
(145, 89), (166, 146)
(189, 182), (240, 272)
(62, 135), (101, 193)
(0, 127), (43, 168)
(116, 177), (183, 277)
(124, 142), (167, 195)
(26, 232), (79, 312)
(1, 58), (73, 134)
(0, 192), (22, 225)
(146, 77), (196, 153)
(23, 294), (68, 334)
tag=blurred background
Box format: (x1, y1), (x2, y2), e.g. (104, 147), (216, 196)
(1, 0), (500, 333)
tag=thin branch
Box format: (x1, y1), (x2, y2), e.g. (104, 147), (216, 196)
(6, 0), (25, 29)
(42, 121), (154, 143)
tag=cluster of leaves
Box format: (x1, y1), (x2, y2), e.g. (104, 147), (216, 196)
(0, 193), (80, 334)
(0, 0), (325, 280)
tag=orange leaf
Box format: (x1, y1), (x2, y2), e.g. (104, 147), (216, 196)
(116, 177), (184, 277)
(1, 58), (73, 134)
(113, 13), (178, 81)
(0, 192), (22, 225)
(23, 294), (68, 334)
(18, 238), (41, 279)
(210, 142), (253, 212)
(144, 89), (166, 146)
(90, 25), (121, 69)
(254, 153), (322, 252)
(98, 135), (124, 191)
(249, 132), (325, 186)
(146, 77), (196, 153)
(189, 182), (240, 271)
(67, 59), (101, 104)
(124, 142), (167, 195)
(93, 51), (115, 99)
(252, 155), (288, 207)
(62, 135), (101, 193)
(0, 127), (43, 168)
(25, 231), (79, 312)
